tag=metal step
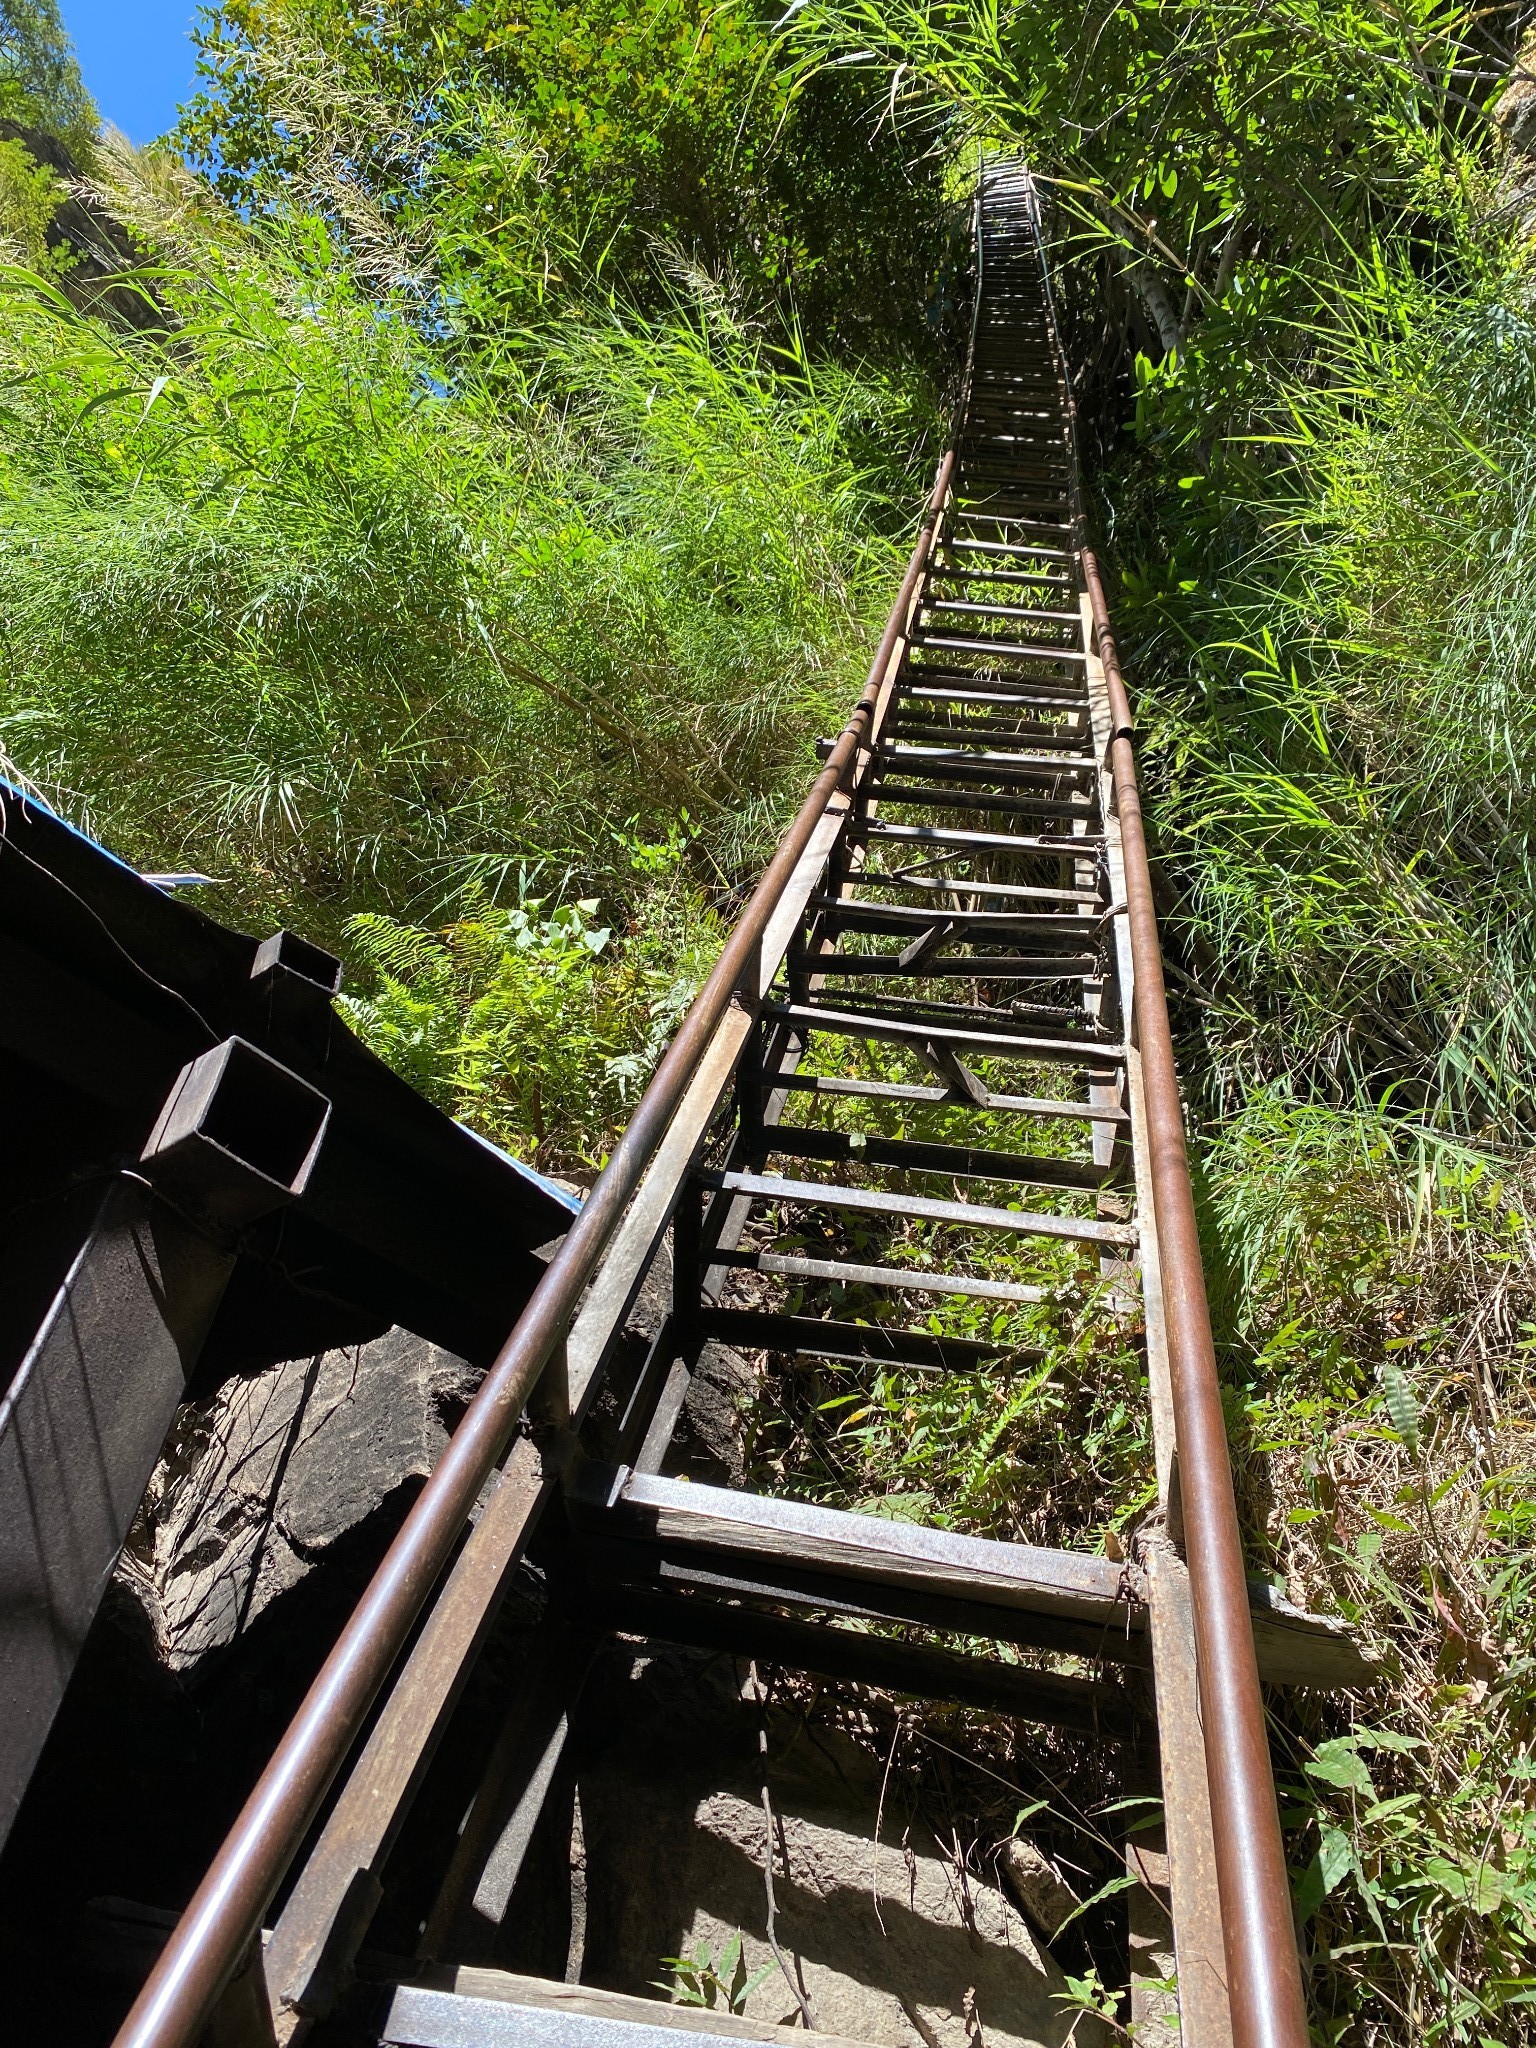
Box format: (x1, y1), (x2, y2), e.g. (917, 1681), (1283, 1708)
(757, 1121), (1121, 1191)
(764, 1069), (1131, 1123)
(381, 1974), (882, 2048)
(699, 1169), (1137, 1246)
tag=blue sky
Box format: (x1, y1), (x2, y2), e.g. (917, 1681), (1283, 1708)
(60, 0), (203, 147)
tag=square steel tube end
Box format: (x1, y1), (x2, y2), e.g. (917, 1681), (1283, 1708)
(251, 929), (344, 1007)
(141, 1036), (331, 1227)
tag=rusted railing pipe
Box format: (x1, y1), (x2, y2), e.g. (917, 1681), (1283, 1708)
(111, 447), (955, 2048)
(1081, 552), (1309, 2048)
(1012, 156), (1309, 2048)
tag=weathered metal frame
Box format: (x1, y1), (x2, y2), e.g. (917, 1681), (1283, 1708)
(0, 1180), (234, 1848)
(115, 164), (1310, 2048)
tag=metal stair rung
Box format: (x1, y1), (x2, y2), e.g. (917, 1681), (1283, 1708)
(944, 537), (1073, 560)
(698, 1307), (1036, 1372)
(796, 948), (1099, 978)
(871, 783), (1098, 821)
(959, 464), (1064, 478)
(951, 494), (1068, 508)
(922, 598), (1082, 625)
(875, 760), (1095, 792)
(964, 440), (1064, 456)
(953, 501), (1071, 520)
(758, 1122), (1120, 1191)
(809, 895), (1112, 936)
(961, 461), (1064, 476)
(883, 742), (1096, 769)
(601, 1588), (1137, 1737)
(859, 819), (1105, 853)
(854, 872), (1105, 907)
(927, 566), (1074, 588)
(962, 487), (1073, 503)
(700, 1169), (1137, 1245)
(902, 662), (1088, 691)
(882, 771), (1094, 797)
(766, 1069), (1131, 1124)
(899, 683), (1088, 710)
(912, 634), (1087, 663)
(808, 985), (1096, 1029)
(762, 998), (1123, 1064)
(568, 1463), (1137, 1623)
(712, 1246), (1050, 1304)
(885, 740), (1096, 771)
(380, 1980), (875, 2048)
(888, 720), (1088, 747)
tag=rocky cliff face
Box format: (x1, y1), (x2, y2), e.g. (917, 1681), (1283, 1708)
(0, 119), (165, 328)
(0, 1323), (503, 2047)
(558, 1646), (1107, 2048)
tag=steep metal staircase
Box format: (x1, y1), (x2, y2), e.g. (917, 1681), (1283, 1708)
(111, 161), (1363, 2048)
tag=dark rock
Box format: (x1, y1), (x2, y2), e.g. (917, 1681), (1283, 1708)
(1493, 38), (1536, 236)
(118, 1329), (482, 1673)
(0, 120), (165, 330)
(678, 1343), (758, 1487)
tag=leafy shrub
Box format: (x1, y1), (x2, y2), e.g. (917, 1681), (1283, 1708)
(342, 851), (722, 1169)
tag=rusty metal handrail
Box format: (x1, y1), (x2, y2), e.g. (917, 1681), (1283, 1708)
(1087, 563), (1310, 2048)
(111, 453), (956, 2048)
(1019, 167), (1310, 2048)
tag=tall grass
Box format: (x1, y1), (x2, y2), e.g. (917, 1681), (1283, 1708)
(1091, 193), (1536, 2048)
(0, 140), (933, 946)
(1122, 249), (1536, 1134)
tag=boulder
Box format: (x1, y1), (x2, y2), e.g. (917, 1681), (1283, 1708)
(118, 1329), (480, 1672)
(997, 1841), (1083, 1943)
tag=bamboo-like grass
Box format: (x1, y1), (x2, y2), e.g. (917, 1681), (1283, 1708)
(0, 135), (937, 945)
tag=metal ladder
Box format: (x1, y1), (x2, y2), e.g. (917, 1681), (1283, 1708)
(116, 161), (1356, 2048)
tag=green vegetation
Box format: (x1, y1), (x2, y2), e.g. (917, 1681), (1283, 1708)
(0, 14), (954, 1176)
(178, 0), (956, 364)
(0, 150), (916, 920)
(763, 1), (1536, 2034)
(0, 0), (97, 160)
(0, 0), (1533, 2037)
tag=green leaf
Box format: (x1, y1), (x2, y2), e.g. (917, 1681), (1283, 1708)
(1306, 1739), (1376, 1795)
(1363, 1505), (1414, 1534)
(1425, 1856), (1509, 1915)
(1380, 1358), (1420, 1455)
(136, 373), (171, 426)
(1053, 1870), (1137, 1931)
(738, 1962), (776, 2007)
(1294, 1821), (1352, 1921)
(1319, 1822), (1352, 1891)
